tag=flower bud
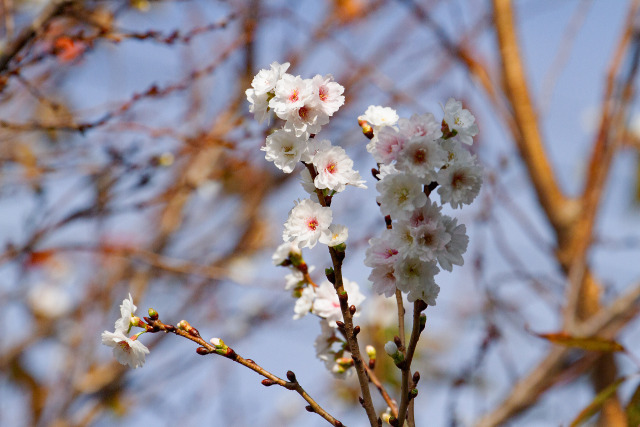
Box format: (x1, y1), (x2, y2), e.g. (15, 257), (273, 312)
(385, 341), (405, 365)
(366, 345), (376, 360)
(325, 267), (335, 284)
(409, 388), (418, 400)
(147, 308), (159, 320)
(210, 337), (225, 348)
(336, 357), (354, 369)
(384, 341), (398, 356)
(419, 313), (427, 332)
(358, 119), (374, 139)
(177, 320), (190, 331)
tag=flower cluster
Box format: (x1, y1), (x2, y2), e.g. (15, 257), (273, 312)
(272, 242), (365, 377)
(101, 294), (149, 369)
(248, 62), (369, 377)
(361, 101), (482, 305)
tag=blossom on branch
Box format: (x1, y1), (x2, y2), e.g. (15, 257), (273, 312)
(101, 329), (150, 369)
(282, 199), (333, 249)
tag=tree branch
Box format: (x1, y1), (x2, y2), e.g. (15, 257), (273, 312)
(147, 318), (344, 427)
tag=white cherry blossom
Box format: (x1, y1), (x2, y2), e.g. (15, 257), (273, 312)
(436, 159), (483, 209)
(262, 129), (307, 173)
(376, 172), (427, 218)
(101, 330), (149, 369)
(310, 74), (345, 116)
(437, 216), (469, 272)
(312, 278), (365, 327)
(312, 146), (366, 193)
(282, 199), (332, 249)
(443, 98), (479, 145)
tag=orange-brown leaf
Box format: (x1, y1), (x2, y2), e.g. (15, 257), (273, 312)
(537, 332), (625, 352)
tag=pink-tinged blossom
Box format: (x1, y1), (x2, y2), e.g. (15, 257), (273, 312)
(406, 200), (443, 228)
(437, 216), (468, 272)
(270, 75), (329, 138)
(101, 330), (149, 368)
(312, 146), (366, 193)
(270, 74), (310, 116)
(312, 278), (365, 327)
(283, 199), (332, 249)
(376, 172), (427, 219)
(405, 201), (451, 262)
(364, 229), (400, 267)
(411, 221), (451, 262)
(443, 98), (479, 145)
(262, 129), (307, 173)
(310, 74), (345, 116)
(284, 99), (330, 138)
(395, 136), (446, 182)
(395, 256), (440, 305)
(368, 264), (397, 297)
(398, 112), (442, 140)
(367, 126), (406, 164)
(436, 160), (483, 209)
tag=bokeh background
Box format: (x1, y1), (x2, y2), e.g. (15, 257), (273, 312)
(1, 0), (640, 426)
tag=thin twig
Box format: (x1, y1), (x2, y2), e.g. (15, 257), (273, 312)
(396, 301), (427, 426)
(147, 318), (344, 427)
(305, 162), (379, 426)
(0, 0), (74, 74)
(395, 289), (406, 349)
(364, 364), (398, 417)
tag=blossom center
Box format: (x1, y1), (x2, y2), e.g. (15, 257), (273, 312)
(413, 148), (426, 164)
(289, 89), (299, 103)
(307, 218), (319, 231)
(385, 248), (398, 258)
(118, 341), (132, 354)
(397, 188), (409, 203)
(452, 172), (466, 188)
(319, 86), (328, 101)
(325, 162), (337, 174)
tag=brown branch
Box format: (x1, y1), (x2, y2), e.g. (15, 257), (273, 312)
(492, 0), (573, 234)
(476, 279), (640, 427)
(304, 162), (379, 426)
(395, 289), (406, 348)
(0, 0), (74, 74)
(147, 318), (344, 427)
(364, 364), (398, 417)
(396, 301), (427, 426)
